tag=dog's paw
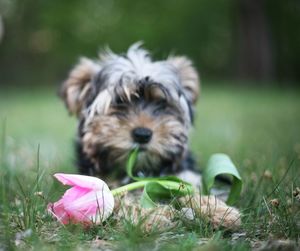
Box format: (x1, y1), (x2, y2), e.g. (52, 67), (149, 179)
(179, 194), (241, 229)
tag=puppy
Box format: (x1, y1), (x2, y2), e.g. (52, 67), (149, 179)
(60, 42), (201, 186)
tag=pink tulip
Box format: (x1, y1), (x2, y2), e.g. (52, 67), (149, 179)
(48, 173), (114, 225)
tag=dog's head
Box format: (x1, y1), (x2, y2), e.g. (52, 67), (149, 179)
(61, 43), (200, 174)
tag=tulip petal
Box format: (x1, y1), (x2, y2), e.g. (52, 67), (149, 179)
(48, 200), (70, 224)
(54, 173), (107, 190)
(64, 187), (114, 223)
(50, 173), (115, 225)
(62, 186), (90, 204)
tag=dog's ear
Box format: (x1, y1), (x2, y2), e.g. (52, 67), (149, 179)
(167, 56), (200, 104)
(60, 57), (100, 116)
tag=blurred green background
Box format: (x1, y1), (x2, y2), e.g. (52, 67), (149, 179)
(0, 0), (300, 87)
(0, 0), (299, 174)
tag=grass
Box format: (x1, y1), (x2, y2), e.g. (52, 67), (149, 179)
(0, 84), (300, 250)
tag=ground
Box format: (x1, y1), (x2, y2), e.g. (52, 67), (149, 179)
(0, 83), (299, 250)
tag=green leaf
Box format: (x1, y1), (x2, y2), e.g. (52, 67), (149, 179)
(126, 148), (139, 180)
(140, 180), (193, 208)
(126, 148), (194, 208)
(203, 153), (242, 205)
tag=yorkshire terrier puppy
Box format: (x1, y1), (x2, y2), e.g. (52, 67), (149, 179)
(60, 43), (201, 186)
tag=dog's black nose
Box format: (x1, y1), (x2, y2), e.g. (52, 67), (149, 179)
(132, 127), (153, 144)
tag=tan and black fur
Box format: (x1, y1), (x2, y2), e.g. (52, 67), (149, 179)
(60, 43), (201, 185)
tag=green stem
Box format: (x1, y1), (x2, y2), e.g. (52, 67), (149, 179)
(111, 180), (148, 196)
(111, 180), (193, 196)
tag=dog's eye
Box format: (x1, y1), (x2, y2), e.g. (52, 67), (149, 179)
(115, 97), (124, 105)
(153, 100), (168, 114)
(155, 97), (167, 104)
(114, 97), (131, 109)
(111, 111), (127, 119)
(112, 97), (129, 113)
(110, 102), (128, 117)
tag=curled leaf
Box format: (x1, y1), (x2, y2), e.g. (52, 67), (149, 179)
(203, 153), (242, 205)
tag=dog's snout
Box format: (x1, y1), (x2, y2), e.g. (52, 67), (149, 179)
(132, 127), (153, 144)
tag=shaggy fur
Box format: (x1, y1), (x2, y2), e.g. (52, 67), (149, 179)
(60, 42), (200, 183)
